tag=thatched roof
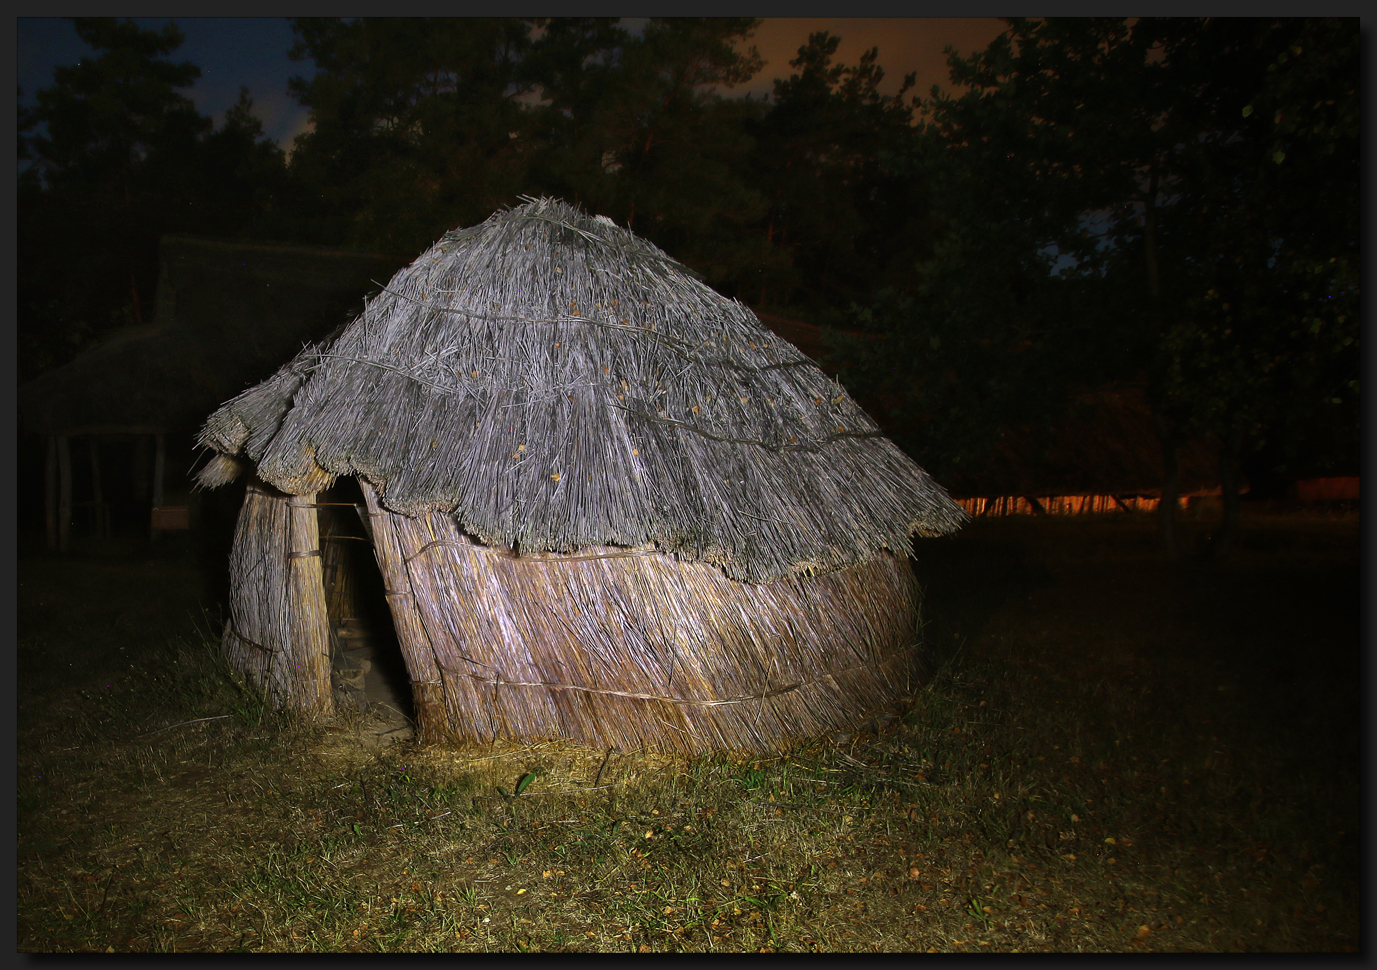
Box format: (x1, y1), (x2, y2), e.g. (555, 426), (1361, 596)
(197, 198), (965, 583)
(19, 235), (409, 438)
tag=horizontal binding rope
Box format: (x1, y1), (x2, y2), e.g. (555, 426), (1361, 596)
(286, 549), (321, 559)
(247, 485), (345, 511)
(611, 403), (883, 452)
(403, 538), (660, 566)
(437, 643), (920, 709)
(441, 666), (872, 708)
(224, 623), (275, 656)
(450, 673), (802, 707)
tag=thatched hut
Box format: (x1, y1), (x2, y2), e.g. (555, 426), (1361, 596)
(194, 198), (966, 752)
(19, 234), (408, 549)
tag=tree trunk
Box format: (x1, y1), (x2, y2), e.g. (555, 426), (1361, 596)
(130, 274), (144, 326)
(1142, 165), (1181, 560)
(45, 436), (58, 550)
(57, 435), (72, 553)
(1142, 170), (1161, 302)
(1154, 414), (1182, 561)
(1205, 428), (1244, 560)
(151, 433), (166, 542)
(132, 435), (150, 501)
(89, 437), (107, 540)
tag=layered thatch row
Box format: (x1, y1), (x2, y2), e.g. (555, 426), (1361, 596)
(198, 197), (964, 584)
(198, 198), (966, 751)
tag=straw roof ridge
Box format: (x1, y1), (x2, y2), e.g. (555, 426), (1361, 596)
(197, 197), (966, 582)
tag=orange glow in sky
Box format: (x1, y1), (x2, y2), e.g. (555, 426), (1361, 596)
(733, 18), (1009, 102)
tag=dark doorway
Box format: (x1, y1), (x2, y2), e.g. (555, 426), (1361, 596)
(318, 477), (414, 723)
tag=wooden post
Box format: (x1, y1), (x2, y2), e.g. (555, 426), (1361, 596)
(361, 481), (448, 743)
(286, 493), (334, 716)
(45, 436), (57, 549)
(57, 435), (71, 552)
(132, 435), (150, 502)
(151, 433), (165, 540)
(88, 438), (107, 539)
(152, 433), (166, 508)
(222, 483), (332, 717)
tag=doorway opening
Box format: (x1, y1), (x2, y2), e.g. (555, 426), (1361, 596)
(318, 477), (414, 728)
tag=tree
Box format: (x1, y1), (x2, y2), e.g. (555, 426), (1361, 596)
(522, 18), (769, 294)
(1182, 19), (1359, 504)
(747, 32), (930, 320)
(284, 17), (540, 252)
(518, 17), (633, 170)
(839, 136), (1123, 485)
(1106, 18), (1358, 555)
(848, 17), (1358, 558)
(20, 18), (209, 380)
(179, 86), (293, 240)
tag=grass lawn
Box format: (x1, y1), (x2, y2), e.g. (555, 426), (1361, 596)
(16, 507), (1360, 952)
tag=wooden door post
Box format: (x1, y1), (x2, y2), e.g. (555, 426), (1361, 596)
(132, 435), (150, 502)
(88, 438), (108, 539)
(45, 436), (57, 549)
(151, 433), (166, 540)
(57, 435), (72, 552)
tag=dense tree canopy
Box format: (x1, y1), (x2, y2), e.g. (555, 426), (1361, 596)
(841, 17), (1358, 555)
(284, 17), (538, 250)
(520, 17), (769, 292)
(19, 16), (1358, 552)
(747, 32), (931, 319)
(19, 18), (289, 382)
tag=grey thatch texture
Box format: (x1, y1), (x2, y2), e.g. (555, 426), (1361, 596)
(198, 197), (965, 583)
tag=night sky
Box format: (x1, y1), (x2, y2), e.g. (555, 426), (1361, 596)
(17, 17), (1007, 153)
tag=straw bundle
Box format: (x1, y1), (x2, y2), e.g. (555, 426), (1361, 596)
(222, 483), (333, 715)
(197, 197), (966, 750)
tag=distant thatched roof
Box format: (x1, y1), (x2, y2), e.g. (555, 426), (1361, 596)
(939, 386), (1233, 499)
(19, 235), (409, 438)
(197, 198), (965, 582)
